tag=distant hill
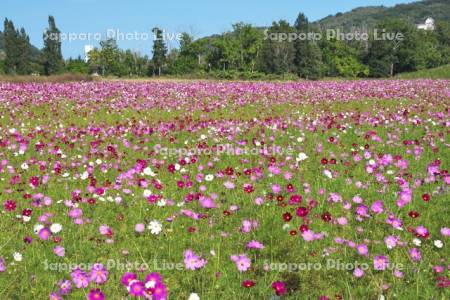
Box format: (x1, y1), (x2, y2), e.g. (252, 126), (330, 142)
(313, 0), (450, 29)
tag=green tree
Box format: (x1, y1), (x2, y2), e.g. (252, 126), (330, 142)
(258, 20), (296, 74)
(435, 21), (450, 64)
(3, 19), (31, 75)
(151, 27), (167, 76)
(366, 19), (420, 77)
(66, 57), (90, 74)
(42, 16), (64, 75)
(320, 38), (368, 77)
(293, 13), (324, 79)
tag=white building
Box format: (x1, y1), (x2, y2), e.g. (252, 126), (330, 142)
(417, 17), (435, 31)
(84, 45), (94, 62)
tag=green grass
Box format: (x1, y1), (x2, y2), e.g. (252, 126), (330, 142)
(396, 65), (450, 79)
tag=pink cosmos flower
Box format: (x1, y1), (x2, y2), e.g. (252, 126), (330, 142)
(353, 267), (364, 278)
(374, 255), (389, 270)
(89, 263), (108, 284)
(371, 200), (384, 214)
(53, 246), (65, 257)
(356, 244), (368, 256)
(99, 225), (113, 237)
(231, 254), (251, 272)
(384, 236), (399, 249)
(409, 248), (422, 262)
(184, 249), (207, 270)
(0, 257), (5, 272)
(71, 268), (89, 288)
(246, 240), (264, 250)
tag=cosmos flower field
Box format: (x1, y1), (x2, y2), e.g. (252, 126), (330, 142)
(0, 79), (448, 300)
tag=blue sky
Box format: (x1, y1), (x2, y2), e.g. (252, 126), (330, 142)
(2, 0), (415, 58)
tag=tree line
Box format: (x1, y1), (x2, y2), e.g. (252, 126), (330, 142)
(1, 14), (449, 79)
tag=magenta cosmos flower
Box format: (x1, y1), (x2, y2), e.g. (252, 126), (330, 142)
(272, 281), (287, 296)
(120, 272), (137, 287)
(150, 282), (168, 300)
(129, 280), (145, 297)
(88, 289), (105, 300)
(38, 227), (52, 240)
(145, 272), (162, 288)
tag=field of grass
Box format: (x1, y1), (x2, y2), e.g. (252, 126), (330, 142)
(0, 80), (448, 300)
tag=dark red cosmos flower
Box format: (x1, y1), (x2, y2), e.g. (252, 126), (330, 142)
(30, 176), (39, 187)
(408, 211), (420, 218)
(321, 212), (332, 222)
(328, 137), (335, 143)
(167, 164), (175, 173)
(276, 195), (284, 202)
(299, 224), (309, 233)
(282, 212), (292, 222)
(243, 184), (254, 193)
(242, 280), (255, 288)
(88, 198), (96, 205)
(286, 183), (295, 193)
(330, 158), (337, 165)
(187, 227), (196, 233)
(223, 210), (231, 216)
(225, 167), (234, 176)
(3, 200), (16, 212)
(289, 230), (297, 236)
(321, 158), (328, 165)
(422, 193), (430, 202)
(296, 207), (309, 217)
(22, 208), (32, 216)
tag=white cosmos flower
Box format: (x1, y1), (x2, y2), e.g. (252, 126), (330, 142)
(412, 238), (422, 246)
(323, 169), (333, 179)
(13, 252), (22, 262)
(147, 220), (162, 235)
(50, 223), (62, 234)
(297, 137), (304, 143)
(174, 164), (181, 171)
(188, 293), (200, 300)
(21, 163), (29, 170)
(143, 167), (155, 176)
(296, 152), (308, 162)
(80, 171), (89, 180)
(34, 224), (44, 234)
(157, 199), (166, 207)
(434, 240), (443, 248)
(143, 189), (152, 197)
(22, 216), (31, 223)
(95, 159), (102, 165)
(205, 174), (214, 182)
(200, 134), (207, 140)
